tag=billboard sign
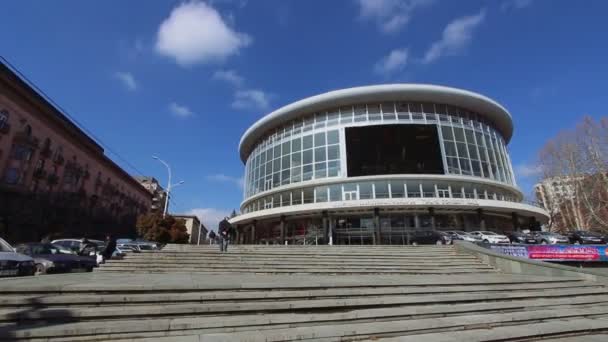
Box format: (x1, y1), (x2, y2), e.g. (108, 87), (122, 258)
(488, 244), (608, 262)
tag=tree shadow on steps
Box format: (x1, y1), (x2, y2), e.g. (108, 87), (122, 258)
(0, 296), (76, 341)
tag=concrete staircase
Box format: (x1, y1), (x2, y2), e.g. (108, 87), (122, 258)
(1, 244), (608, 341)
(97, 244), (496, 275)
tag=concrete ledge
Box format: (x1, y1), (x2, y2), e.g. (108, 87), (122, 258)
(454, 241), (608, 281)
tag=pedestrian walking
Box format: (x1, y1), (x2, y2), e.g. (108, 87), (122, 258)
(208, 230), (216, 245)
(101, 234), (117, 262)
(218, 218), (232, 253)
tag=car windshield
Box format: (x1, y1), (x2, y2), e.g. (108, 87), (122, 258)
(138, 245), (153, 250)
(453, 231), (467, 235)
(481, 231), (497, 235)
(0, 238), (14, 252)
(31, 244), (60, 255)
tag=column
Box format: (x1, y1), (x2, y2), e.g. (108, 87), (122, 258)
(477, 209), (486, 230)
(373, 207), (380, 245)
(251, 220), (257, 244)
(234, 225), (240, 245)
(511, 212), (519, 231)
(280, 215), (286, 244)
(322, 211), (329, 244)
(428, 207), (436, 230)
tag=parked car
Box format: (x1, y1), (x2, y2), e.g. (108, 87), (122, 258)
(506, 232), (538, 244)
(0, 237), (35, 277)
(117, 243), (142, 253)
(533, 231), (569, 245)
(15, 243), (96, 274)
(470, 231), (510, 244)
(52, 239), (105, 264)
(568, 230), (606, 244)
(408, 230), (451, 245)
(445, 231), (482, 243)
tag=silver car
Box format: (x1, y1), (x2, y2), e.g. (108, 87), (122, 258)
(0, 237), (35, 277)
(534, 231), (569, 245)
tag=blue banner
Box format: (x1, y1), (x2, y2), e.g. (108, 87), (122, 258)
(489, 244), (608, 262)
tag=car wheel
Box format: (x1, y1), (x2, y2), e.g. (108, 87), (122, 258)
(34, 264), (45, 276)
(412, 241), (418, 246)
(483, 239), (489, 243)
(574, 241), (581, 245)
(436, 240), (443, 245)
(86, 266), (94, 272)
(541, 240), (548, 245)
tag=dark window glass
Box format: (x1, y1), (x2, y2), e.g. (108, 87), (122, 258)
(327, 130), (339, 144)
(314, 147), (326, 162)
(327, 145), (339, 160)
(314, 132), (325, 147)
(303, 135), (313, 149)
(359, 182), (373, 199)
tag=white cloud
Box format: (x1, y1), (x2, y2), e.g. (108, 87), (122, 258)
(357, 0), (434, 33)
(374, 48), (408, 75)
(213, 69), (244, 87)
(113, 71), (137, 91)
(232, 89), (271, 110)
(169, 102), (194, 118)
(155, 1), (252, 66)
(422, 10), (486, 64)
(515, 163), (542, 178)
(187, 208), (231, 231)
(206, 174), (244, 188)
(501, 0), (533, 11)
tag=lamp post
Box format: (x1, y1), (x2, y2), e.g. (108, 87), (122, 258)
(152, 156), (184, 218)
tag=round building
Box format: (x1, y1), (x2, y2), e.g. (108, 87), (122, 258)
(231, 84), (549, 245)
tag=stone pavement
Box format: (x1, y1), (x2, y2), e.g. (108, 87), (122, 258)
(1, 244), (608, 341)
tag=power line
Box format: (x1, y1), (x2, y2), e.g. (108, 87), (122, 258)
(0, 55), (147, 177)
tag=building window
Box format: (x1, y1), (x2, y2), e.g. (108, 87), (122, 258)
(4, 167), (20, 184)
(0, 110), (8, 129)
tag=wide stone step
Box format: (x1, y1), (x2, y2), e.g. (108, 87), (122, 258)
(0, 298), (603, 339)
(377, 317), (608, 342)
(131, 310), (608, 342)
(3, 287), (608, 323)
(0, 282), (599, 308)
(0, 273), (580, 293)
(117, 257), (478, 264)
(6, 305), (608, 341)
(99, 262), (491, 270)
(95, 267), (496, 275)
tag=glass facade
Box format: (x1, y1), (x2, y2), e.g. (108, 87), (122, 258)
(244, 101), (517, 205)
(242, 179), (520, 214)
(245, 128), (341, 198)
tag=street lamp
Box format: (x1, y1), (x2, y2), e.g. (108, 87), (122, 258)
(152, 156), (184, 218)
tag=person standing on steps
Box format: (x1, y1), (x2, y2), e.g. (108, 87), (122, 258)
(101, 234), (117, 262)
(218, 217), (232, 253)
(208, 230), (216, 245)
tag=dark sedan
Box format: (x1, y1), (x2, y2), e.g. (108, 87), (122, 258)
(15, 243), (97, 274)
(568, 230), (606, 245)
(507, 232), (538, 244)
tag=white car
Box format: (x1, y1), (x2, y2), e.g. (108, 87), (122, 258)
(0, 237), (35, 277)
(446, 231), (482, 243)
(470, 231), (510, 244)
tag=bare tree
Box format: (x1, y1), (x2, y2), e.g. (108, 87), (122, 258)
(536, 116), (608, 233)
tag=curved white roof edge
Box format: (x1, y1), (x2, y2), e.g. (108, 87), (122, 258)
(239, 84), (514, 163)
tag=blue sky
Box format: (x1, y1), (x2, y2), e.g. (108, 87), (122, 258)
(2, 0), (607, 229)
